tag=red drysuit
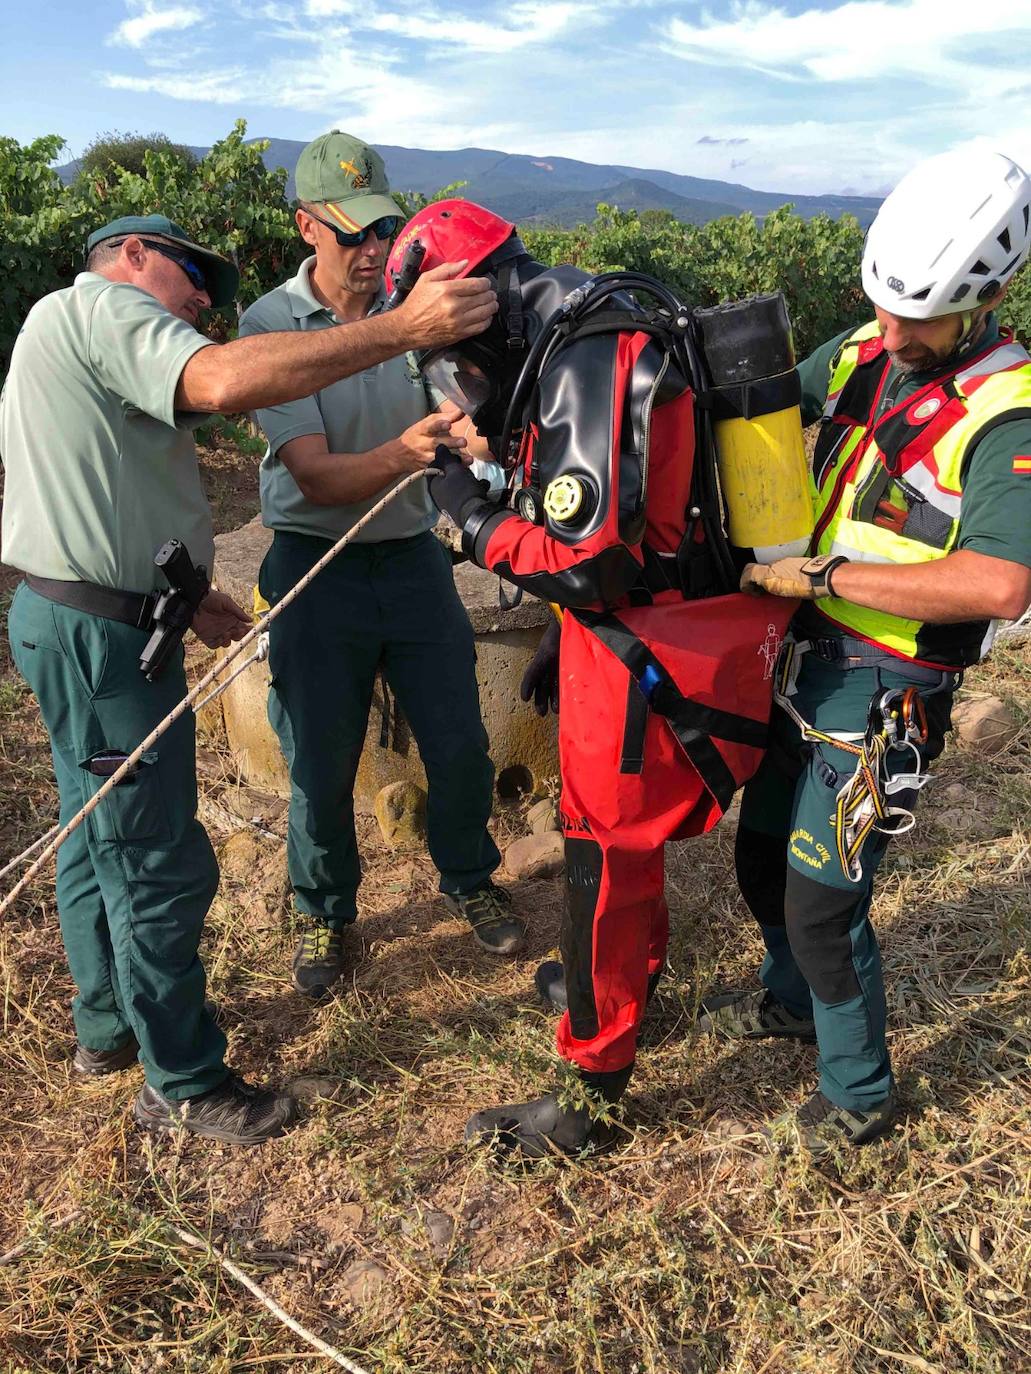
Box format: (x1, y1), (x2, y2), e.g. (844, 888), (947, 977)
(458, 292), (795, 1075)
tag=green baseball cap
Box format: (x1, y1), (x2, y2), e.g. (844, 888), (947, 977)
(85, 213), (239, 308)
(295, 131), (399, 232)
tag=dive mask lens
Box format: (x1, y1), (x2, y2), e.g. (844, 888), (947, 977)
(423, 350), (495, 414)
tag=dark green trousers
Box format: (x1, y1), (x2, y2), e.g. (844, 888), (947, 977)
(9, 583), (226, 1100)
(739, 653), (953, 1110)
(258, 529), (500, 926)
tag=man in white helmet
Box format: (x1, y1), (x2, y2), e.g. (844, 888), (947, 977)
(696, 148), (1031, 1156)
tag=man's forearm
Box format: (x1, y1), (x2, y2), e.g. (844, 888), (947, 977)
(831, 550), (1031, 623)
(288, 441), (409, 506)
(180, 316), (409, 413)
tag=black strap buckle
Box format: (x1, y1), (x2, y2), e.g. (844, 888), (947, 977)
(810, 637), (844, 662)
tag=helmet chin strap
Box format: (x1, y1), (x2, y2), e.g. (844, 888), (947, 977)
(953, 308), (980, 357)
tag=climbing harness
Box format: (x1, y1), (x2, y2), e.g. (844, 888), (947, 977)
(773, 639), (945, 883)
(0, 469), (434, 917)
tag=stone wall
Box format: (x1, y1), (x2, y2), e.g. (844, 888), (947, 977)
(211, 517), (558, 811)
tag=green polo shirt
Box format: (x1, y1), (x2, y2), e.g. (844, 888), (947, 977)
(0, 273), (213, 593)
(239, 257), (438, 543)
(799, 316), (1031, 569)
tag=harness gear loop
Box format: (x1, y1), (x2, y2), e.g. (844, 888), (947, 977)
(772, 637), (937, 884)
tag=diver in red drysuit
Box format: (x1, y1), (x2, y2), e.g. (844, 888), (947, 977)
(386, 202), (795, 1157)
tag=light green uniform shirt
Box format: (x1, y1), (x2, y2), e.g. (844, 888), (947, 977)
(0, 272), (213, 593)
(239, 256), (438, 543)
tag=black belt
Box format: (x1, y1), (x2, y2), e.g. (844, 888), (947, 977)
(25, 575), (157, 630)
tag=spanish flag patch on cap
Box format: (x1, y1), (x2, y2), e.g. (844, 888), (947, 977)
(1013, 456), (1031, 473)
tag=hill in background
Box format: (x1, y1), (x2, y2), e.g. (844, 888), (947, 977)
(58, 138), (882, 228)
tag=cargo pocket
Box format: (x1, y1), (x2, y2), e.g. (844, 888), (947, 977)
(80, 750), (172, 845)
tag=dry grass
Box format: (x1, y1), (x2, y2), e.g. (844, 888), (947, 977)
(1, 453), (1029, 1372)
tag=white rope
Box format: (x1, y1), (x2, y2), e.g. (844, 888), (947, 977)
(166, 1224), (373, 1374)
(192, 632), (268, 713)
(1, 637), (267, 883)
(0, 823), (61, 885)
(0, 469), (434, 918)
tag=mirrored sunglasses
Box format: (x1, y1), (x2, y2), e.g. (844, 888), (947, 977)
(308, 211), (400, 248)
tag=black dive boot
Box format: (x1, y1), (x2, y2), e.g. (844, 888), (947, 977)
(465, 1065), (632, 1161)
(534, 961), (663, 1014)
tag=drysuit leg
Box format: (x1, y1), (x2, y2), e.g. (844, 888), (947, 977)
(556, 833), (667, 1075)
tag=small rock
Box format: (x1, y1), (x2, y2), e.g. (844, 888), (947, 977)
(219, 830), (261, 880)
(504, 830), (564, 880)
(223, 785), (288, 826)
(951, 697), (1019, 755)
(422, 1210), (455, 1256)
(341, 1259), (389, 1306)
(936, 807), (993, 841)
(287, 1075), (343, 1104)
(709, 1117), (758, 1142)
(941, 781), (977, 807)
(374, 781), (428, 847)
(526, 798), (559, 835)
(401, 1208), (455, 1257)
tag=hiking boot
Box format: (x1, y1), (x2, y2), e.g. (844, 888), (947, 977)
(291, 924), (346, 998)
(73, 1034), (139, 1077)
(465, 1066), (632, 1162)
(697, 988), (816, 1042)
(446, 882), (525, 955)
(775, 1089), (900, 1158)
(134, 1072), (298, 1146)
(534, 960), (663, 1015)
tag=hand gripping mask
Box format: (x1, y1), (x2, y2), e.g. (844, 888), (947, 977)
(385, 199), (587, 460)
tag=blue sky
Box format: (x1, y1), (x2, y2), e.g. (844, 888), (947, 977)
(5, 0), (1031, 196)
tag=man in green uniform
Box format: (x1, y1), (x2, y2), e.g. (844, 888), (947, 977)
(239, 132), (522, 999)
(1, 210), (497, 1143)
(698, 148), (1031, 1155)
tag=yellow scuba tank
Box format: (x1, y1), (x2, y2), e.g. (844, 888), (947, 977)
(694, 293), (813, 563)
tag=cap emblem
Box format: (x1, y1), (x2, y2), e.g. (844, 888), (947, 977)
(339, 157), (371, 189)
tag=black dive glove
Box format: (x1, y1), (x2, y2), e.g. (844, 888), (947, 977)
(520, 617), (561, 716)
(427, 444), (491, 526)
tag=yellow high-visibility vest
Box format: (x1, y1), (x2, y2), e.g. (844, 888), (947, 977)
(810, 321), (1031, 667)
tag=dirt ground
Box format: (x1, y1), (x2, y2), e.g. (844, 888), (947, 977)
(0, 441), (1029, 1373)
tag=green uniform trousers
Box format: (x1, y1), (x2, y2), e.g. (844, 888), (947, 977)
(739, 652), (953, 1110)
(9, 583), (227, 1100)
(258, 529), (500, 927)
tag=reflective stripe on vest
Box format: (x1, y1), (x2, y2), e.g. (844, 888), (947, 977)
(810, 321), (1031, 667)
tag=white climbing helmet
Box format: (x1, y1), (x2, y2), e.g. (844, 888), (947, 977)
(862, 148), (1031, 319)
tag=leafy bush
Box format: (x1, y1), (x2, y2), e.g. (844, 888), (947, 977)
(78, 130), (197, 182)
(2, 121), (1028, 376)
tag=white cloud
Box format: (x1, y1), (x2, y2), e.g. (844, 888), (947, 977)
(666, 0), (1031, 96)
(364, 2), (588, 54)
(109, 3), (204, 48)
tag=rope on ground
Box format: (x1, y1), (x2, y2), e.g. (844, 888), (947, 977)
(166, 1223), (374, 1374)
(0, 823), (61, 885)
(0, 1208), (83, 1266)
(0, 468), (434, 919)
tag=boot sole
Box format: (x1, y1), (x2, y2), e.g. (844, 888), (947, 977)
(132, 1101), (296, 1146)
(72, 1041), (140, 1076)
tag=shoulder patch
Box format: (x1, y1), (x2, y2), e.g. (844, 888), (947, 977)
(1012, 456), (1031, 473)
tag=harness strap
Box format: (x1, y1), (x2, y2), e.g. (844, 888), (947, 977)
(573, 609), (768, 811)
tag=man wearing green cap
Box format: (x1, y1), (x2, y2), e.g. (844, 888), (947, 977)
(240, 132), (522, 998)
(1, 208), (497, 1144)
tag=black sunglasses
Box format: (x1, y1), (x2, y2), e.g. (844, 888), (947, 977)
(139, 238), (209, 294)
(306, 210), (400, 248)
